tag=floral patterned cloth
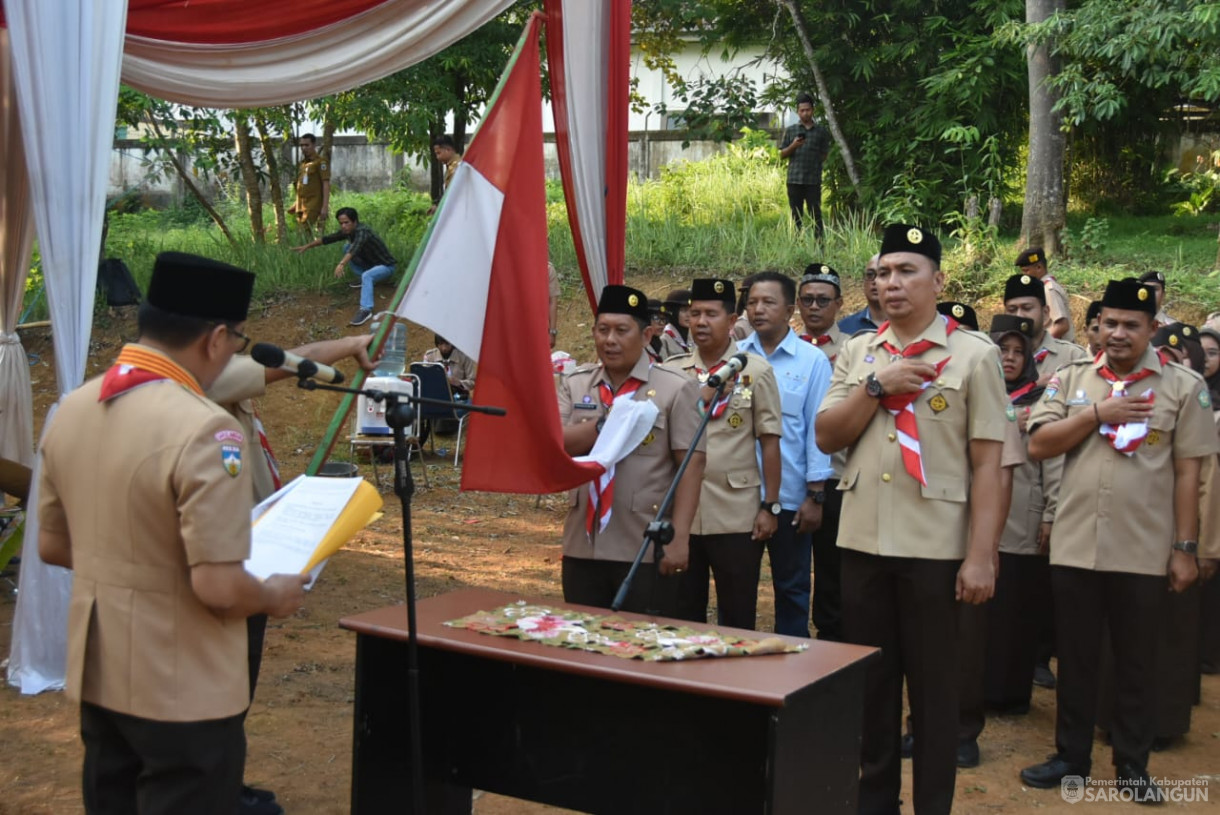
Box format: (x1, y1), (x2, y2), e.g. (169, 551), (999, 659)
(445, 602), (808, 662)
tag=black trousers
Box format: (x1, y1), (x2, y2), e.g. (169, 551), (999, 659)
(810, 482), (844, 641)
(957, 601), (988, 744)
(561, 556), (679, 617)
(983, 552), (1050, 710)
(677, 532), (764, 630)
(81, 702), (245, 815)
(787, 181), (824, 236)
(841, 550), (961, 815)
(1052, 566), (1163, 772)
(1201, 575), (1220, 674)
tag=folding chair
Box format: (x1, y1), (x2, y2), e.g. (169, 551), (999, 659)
(349, 373), (429, 488)
(410, 362), (468, 466)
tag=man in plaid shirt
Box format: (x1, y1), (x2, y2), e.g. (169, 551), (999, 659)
(778, 93), (831, 238)
(294, 206), (398, 326)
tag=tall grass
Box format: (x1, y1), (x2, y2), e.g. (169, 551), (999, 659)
(76, 141), (1220, 324)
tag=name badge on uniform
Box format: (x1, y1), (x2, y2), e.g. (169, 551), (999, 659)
(573, 403), (598, 410)
(1067, 389), (1090, 406)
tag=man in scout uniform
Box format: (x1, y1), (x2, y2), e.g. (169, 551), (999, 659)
(558, 285), (705, 614)
(288, 132), (330, 234)
(1086, 300), (1104, 357)
(738, 271), (834, 636)
(1004, 272), (1088, 385)
(423, 334), (477, 397)
(1139, 270), (1177, 326)
(1019, 279), (1217, 802)
(37, 252), (309, 815)
(658, 288), (692, 360)
(797, 263), (845, 363)
(207, 332), (374, 815)
(426, 134), (463, 215)
(666, 278), (783, 631)
(1016, 247), (1075, 342)
(838, 253), (885, 335)
(816, 224), (1007, 815)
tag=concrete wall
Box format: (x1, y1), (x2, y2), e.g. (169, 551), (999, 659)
(108, 132), (746, 206)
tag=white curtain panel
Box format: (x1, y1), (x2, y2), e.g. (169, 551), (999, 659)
(4, 0), (128, 694)
(0, 28), (35, 469)
(122, 0), (516, 107)
(555, 2), (610, 297)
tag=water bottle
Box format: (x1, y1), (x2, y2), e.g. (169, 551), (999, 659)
(370, 314), (407, 377)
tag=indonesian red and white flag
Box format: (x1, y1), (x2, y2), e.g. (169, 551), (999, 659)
(395, 13), (603, 494)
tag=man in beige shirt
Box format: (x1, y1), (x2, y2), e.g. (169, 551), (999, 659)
(1016, 247), (1075, 342)
(1139, 269), (1178, 326)
(1004, 272), (1088, 384)
(422, 334), (477, 396)
(797, 263), (845, 363)
(558, 285), (705, 613)
(1020, 278), (1217, 801)
(817, 225), (1007, 815)
(666, 278), (783, 630)
(37, 253), (307, 815)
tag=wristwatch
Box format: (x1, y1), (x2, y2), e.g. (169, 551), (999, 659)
(761, 500), (782, 516)
(865, 372), (885, 399)
(806, 489), (826, 505)
(1172, 540), (1199, 555)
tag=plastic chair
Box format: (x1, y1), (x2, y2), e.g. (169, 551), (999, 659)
(348, 373), (429, 488)
(410, 362), (468, 466)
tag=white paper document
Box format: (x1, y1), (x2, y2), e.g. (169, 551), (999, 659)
(245, 475), (363, 584)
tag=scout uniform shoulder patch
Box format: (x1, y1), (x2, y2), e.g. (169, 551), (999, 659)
(221, 444), (243, 477)
(1200, 389), (1212, 409)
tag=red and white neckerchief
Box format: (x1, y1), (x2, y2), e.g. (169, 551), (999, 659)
(1095, 363), (1157, 455)
(99, 345), (206, 401)
(799, 333), (834, 347)
(251, 409), (283, 491)
(693, 359), (736, 418)
(1008, 380), (1038, 404)
(586, 377), (645, 535)
(662, 323), (689, 352)
(875, 316), (959, 485)
(1034, 347), (1050, 364)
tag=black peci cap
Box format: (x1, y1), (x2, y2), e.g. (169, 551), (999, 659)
(937, 301), (978, 330)
(146, 251), (255, 322)
(1100, 279), (1156, 317)
(879, 224), (941, 265)
(689, 278), (737, 307)
(597, 284), (651, 322)
(1004, 273), (1046, 305)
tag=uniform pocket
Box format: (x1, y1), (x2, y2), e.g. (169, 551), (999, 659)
(837, 468), (859, 491)
(780, 387), (804, 417)
(726, 469), (762, 489)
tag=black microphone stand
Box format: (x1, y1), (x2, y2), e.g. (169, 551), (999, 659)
(610, 368), (734, 612)
(298, 376), (505, 815)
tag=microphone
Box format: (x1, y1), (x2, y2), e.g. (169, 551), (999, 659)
(706, 353), (748, 388)
(251, 342), (345, 384)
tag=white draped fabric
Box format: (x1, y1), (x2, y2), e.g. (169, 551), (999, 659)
(0, 29), (35, 470)
(122, 0), (516, 107)
(4, 0), (128, 694)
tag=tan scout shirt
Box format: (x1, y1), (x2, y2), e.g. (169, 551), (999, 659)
(732, 313), (752, 341)
(294, 154), (330, 210)
(1197, 449), (1220, 560)
(665, 342), (783, 535)
(38, 365), (254, 722)
(804, 322), (843, 366)
(423, 347), (477, 392)
(820, 318), (1009, 559)
(1034, 334), (1088, 380)
(998, 416), (1064, 555)
(1028, 349), (1219, 575)
(559, 354), (704, 561)
(1042, 275), (1075, 342)
(659, 328), (690, 361)
(208, 354), (276, 502)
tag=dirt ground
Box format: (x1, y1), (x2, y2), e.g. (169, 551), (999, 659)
(2, 277), (1218, 814)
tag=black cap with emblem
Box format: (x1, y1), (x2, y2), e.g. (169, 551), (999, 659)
(936, 301), (978, 330)
(800, 263), (841, 294)
(879, 224), (941, 265)
(1138, 270), (1166, 289)
(147, 251), (255, 322)
(989, 313), (1036, 341)
(597, 284), (651, 322)
(1015, 247), (1046, 268)
(690, 278), (737, 307)
(1003, 273), (1047, 305)
(1101, 278), (1157, 316)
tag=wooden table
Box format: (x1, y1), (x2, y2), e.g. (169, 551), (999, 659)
(340, 588), (878, 814)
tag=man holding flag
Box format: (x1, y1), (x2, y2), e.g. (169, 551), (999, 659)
(557, 285), (705, 613)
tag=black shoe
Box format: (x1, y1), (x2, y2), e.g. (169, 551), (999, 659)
(240, 785), (283, 815)
(1033, 664), (1056, 689)
(1116, 763), (1165, 806)
(1020, 756), (1087, 789)
(349, 308), (373, 326)
(957, 739), (980, 768)
(900, 732), (914, 759)
(1150, 735), (1178, 752)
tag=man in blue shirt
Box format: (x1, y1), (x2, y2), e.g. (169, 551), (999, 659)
(837, 253), (884, 336)
(739, 270), (834, 636)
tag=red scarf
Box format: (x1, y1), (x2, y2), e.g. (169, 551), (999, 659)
(1096, 363), (1157, 454)
(586, 376), (645, 535)
(99, 345), (205, 401)
(1034, 347), (1050, 364)
(663, 323), (688, 352)
(875, 317), (958, 485)
(1008, 381), (1038, 403)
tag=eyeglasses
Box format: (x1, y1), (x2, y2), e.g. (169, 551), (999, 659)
(799, 295), (836, 308)
(227, 326), (251, 353)
(863, 271), (879, 281)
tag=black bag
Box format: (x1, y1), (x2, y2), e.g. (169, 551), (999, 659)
(97, 258), (142, 306)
